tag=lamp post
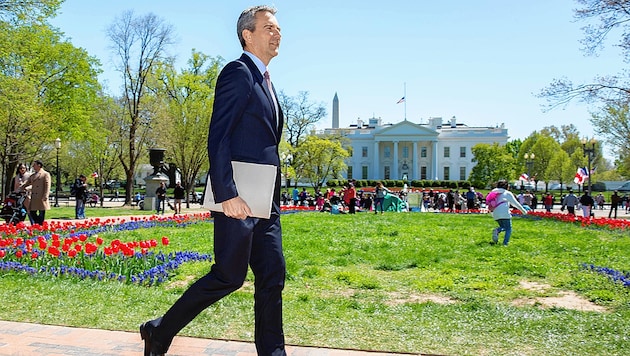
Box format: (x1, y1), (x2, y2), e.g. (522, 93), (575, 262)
(524, 152), (535, 191)
(281, 153), (292, 189)
(54, 138), (61, 207)
(581, 137), (596, 194)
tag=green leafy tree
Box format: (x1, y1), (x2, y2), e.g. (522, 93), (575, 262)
(469, 143), (516, 188)
(107, 10), (175, 204)
(151, 50), (222, 206)
(547, 150), (574, 194)
(529, 135), (562, 190)
(0, 12), (100, 195)
(591, 102), (630, 177)
(292, 135), (348, 189)
(0, 0), (61, 23)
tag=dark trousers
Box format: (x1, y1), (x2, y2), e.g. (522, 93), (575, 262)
(152, 212), (286, 356)
(29, 210), (45, 225)
(349, 198), (357, 214)
(609, 204), (618, 218)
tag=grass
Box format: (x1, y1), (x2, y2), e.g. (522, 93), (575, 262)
(1, 212), (629, 355)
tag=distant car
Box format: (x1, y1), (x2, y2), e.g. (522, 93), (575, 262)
(190, 191), (203, 203)
(548, 183), (577, 191)
(617, 181), (630, 192)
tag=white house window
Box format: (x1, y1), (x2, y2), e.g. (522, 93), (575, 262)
(444, 166), (450, 180)
(460, 166), (466, 180)
(421, 166), (427, 180)
(347, 166), (353, 180)
(421, 146), (427, 158)
(384, 146), (390, 158)
(362, 146), (368, 158)
(384, 166), (390, 179)
(460, 146), (466, 158)
(362, 166), (368, 179)
(444, 147), (450, 158)
(402, 146), (409, 159)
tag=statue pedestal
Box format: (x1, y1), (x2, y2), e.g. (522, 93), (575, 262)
(143, 173), (169, 211)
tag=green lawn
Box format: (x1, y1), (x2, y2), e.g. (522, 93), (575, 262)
(0, 212), (628, 355)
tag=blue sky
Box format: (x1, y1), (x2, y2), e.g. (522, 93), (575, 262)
(50, 0), (625, 151)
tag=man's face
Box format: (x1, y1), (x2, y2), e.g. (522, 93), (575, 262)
(243, 11), (281, 65)
(32, 162), (41, 172)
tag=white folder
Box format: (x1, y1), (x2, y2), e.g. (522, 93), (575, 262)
(203, 161), (277, 219)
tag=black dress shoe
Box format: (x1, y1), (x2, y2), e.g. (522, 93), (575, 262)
(140, 322), (165, 356)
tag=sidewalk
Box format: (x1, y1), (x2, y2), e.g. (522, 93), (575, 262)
(0, 320), (428, 356)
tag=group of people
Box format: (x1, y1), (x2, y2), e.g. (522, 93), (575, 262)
(154, 181), (187, 215)
(420, 187), (484, 212)
(12, 161), (51, 225)
(281, 181), (405, 214)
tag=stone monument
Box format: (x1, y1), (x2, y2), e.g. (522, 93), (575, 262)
(142, 148), (169, 211)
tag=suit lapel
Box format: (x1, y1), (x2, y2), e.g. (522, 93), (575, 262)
(239, 54), (281, 136)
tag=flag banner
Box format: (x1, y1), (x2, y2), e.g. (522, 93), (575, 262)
(91, 172), (99, 178)
(396, 96), (405, 104)
(574, 167), (588, 185)
(519, 173), (529, 181)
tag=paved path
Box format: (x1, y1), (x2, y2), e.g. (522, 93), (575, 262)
(0, 320), (428, 356)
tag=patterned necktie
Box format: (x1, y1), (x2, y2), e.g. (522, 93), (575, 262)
(264, 71), (279, 128)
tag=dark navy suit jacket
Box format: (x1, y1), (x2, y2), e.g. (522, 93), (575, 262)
(208, 54), (284, 205)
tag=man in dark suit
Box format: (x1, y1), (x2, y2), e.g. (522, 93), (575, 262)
(140, 5), (286, 356)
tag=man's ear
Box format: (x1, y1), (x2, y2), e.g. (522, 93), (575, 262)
(243, 29), (252, 44)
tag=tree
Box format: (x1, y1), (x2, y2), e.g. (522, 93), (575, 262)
(539, 0), (630, 109)
(0, 13), (100, 196)
(0, 0), (61, 23)
(469, 143), (516, 188)
(546, 150), (574, 195)
(529, 136), (563, 189)
(538, 1), (630, 174)
(278, 91), (326, 147)
(292, 135), (348, 189)
(591, 101), (630, 177)
(107, 11), (175, 204)
(151, 50), (222, 206)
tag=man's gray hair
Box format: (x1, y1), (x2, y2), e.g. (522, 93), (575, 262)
(237, 5), (277, 48)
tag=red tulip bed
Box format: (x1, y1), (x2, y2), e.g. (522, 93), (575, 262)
(524, 210), (630, 231)
(0, 213), (213, 286)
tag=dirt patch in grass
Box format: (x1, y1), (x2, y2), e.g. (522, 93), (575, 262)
(512, 280), (606, 312)
(385, 292), (456, 306)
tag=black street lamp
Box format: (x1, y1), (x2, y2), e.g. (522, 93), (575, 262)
(582, 137), (596, 194)
(281, 152), (292, 189)
(524, 152), (535, 191)
(54, 138), (61, 207)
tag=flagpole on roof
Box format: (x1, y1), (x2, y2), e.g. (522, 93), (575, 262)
(396, 82), (408, 121)
(404, 82), (407, 121)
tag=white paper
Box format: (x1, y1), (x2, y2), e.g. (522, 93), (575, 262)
(203, 161), (277, 219)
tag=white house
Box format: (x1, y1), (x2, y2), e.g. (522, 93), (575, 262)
(324, 116), (508, 181)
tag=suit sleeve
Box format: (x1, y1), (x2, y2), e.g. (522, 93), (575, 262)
(207, 61), (253, 203)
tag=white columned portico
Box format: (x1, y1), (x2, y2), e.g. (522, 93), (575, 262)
(393, 141), (399, 179)
(432, 140), (439, 180)
(412, 141), (418, 180)
(373, 141), (379, 179)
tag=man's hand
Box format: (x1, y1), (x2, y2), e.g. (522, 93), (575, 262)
(221, 196), (252, 220)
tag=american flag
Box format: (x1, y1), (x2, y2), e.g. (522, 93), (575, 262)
(574, 167), (589, 185)
(396, 96), (405, 104)
(519, 173), (529, 181)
